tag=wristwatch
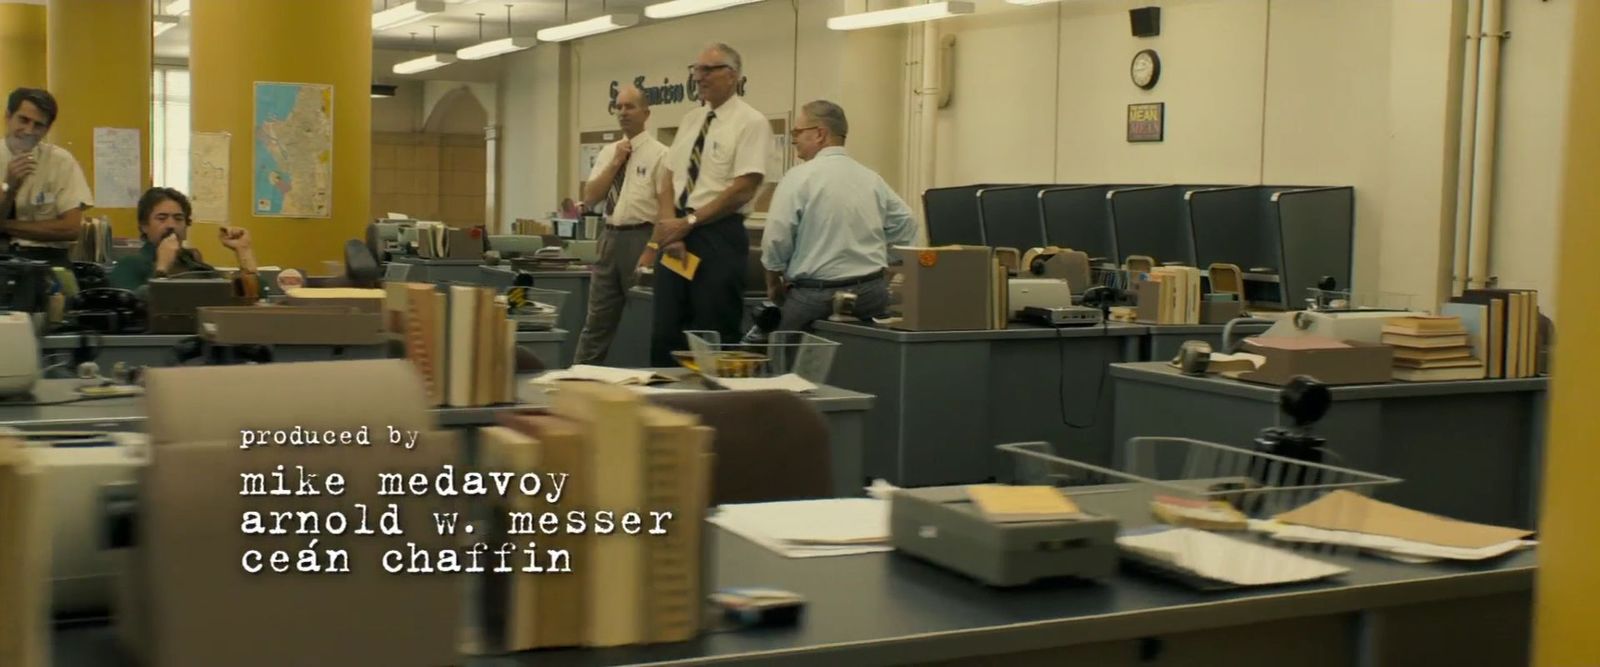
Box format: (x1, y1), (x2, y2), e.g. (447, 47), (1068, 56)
(685, 213), (699, 226)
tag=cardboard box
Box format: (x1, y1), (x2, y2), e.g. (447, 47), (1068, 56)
(1234, 337), (1394, 386)
(284, 288), (388, 314)
(893, 246), (993, 331)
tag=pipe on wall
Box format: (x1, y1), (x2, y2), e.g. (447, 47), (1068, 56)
(918, 20), (940, 241)
(1451, 0), (1484, 295)
(1466, 0), (1507, 290)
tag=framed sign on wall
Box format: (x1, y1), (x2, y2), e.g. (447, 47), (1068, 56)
(1127, 102), (1165, 143)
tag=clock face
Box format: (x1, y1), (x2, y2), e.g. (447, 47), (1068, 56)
(1131, 49), (1160, 89)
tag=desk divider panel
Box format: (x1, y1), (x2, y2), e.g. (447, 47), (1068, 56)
(976, 185), (1051, 253)
(1108, 185), (1211, 268)
(923, 185), (1007, 247)
(1039, 185), (1125, 266)
(1277, 187), (1355, 307)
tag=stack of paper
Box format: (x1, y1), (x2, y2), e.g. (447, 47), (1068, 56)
(710, 374), (818, 393)
(709, 498), (892, 558)
(530, 365), (675, 386)
(1258, 490), (1535, 563)
(1118, 527), (1348, 588)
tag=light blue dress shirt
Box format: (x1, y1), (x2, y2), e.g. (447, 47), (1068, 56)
(760, 146), (918, 282)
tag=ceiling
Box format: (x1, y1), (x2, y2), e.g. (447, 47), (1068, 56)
(153, 0), (661, 79)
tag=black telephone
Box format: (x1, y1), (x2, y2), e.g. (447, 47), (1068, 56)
(72, 261), (109, 291)
(70, 288), (147, 334)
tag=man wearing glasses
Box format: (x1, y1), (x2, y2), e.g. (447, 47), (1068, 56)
(0, 88), (93, 268)
(761, 100), (916, 331)
(646, 42), (773, 367)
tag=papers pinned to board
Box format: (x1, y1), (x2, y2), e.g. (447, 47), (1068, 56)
(708, 498), (892, 558)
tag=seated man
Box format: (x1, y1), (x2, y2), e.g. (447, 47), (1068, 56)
(108, 187), (256, 292)
(1, 87), (94, 267)
(761, 100), (917, 331)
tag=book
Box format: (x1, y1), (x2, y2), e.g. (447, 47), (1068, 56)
(1439, 302), (1487, 364)
(1382, 315), (1463, 335)
(1391, 346), (1474, 363)
(1392, 364), (1487, 382)
(495, 414), (590, 650)
(1151, 495), (1248, 531)
(1381, 333), (1469, 349)
(1392, 356), (1482, 369)
(966, 484), (1084, 522)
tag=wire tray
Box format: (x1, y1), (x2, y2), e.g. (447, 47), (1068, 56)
(999, 438), (1403, 564)
(681, 330), (839, 383)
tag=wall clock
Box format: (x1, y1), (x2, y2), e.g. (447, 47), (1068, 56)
(1131, 49), (1161, 90)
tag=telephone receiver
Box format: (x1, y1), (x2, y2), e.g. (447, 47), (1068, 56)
(72, 287), (140, 312)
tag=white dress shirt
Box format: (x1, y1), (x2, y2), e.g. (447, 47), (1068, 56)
(0, 141), (93, 248)
(664, 95), (771, 215)
(587, 132), (667, 226)
(761, 147), (918, 282)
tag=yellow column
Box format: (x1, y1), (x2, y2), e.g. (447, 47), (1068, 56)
(190, 0), (370, 271)
(0, 1), (47, 93)
(46, 0), (150, 236)
(1533, 1), (1600, 665)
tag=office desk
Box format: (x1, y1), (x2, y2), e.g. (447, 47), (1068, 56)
(813, 321), (1148, 487)
(387, 257), (500, 285)
(514, 269), (592, 368)
(39, 331), (565, 372)
(40, 334), (386, 368)
(609, 287), (765, 368)
(1111, 362), (1549, 528)
(0, 372), (872, 498)
(1142, 322), (1273, 361)
(52, 534), (1535, 667)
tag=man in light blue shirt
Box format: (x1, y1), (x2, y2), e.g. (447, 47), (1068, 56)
(761, 100), (917, 331)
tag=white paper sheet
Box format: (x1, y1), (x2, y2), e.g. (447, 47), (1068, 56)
(1118, 527), (1348, 586)
(189, 132), (231, 222)
(709, 498), (892, 558)
(530, 365), (669, 386)
(1253, 520), (1535, 562)
(92, 127), (141, 208)
(711, 374), (817, 393)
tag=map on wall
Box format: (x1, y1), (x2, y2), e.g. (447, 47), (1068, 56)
(189, 131), (231, 222)
(252, 82), (333, 218)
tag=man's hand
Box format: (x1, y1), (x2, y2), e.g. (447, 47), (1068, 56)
(6, 154), (36, 191)
(652, 217), (690, 247)
(766, 283), (785, 306)
(218, 225), (252, 251)
(636, 245), (658, 272)
(662, 241), (687, 262)
(155, 233), (181, 274)
(612, 138), (632, 167)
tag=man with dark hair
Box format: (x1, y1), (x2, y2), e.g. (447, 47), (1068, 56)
(1, 87), (92, 267)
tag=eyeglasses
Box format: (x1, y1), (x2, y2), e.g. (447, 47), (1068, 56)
(789, 126), (822, 138)
(688, 63), (732, 75)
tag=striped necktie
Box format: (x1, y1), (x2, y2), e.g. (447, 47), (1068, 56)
(677, 110), (716, 213)
(604, 154), (628, 216)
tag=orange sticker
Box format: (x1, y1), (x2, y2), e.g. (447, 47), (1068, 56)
(919, 251), (938, 268)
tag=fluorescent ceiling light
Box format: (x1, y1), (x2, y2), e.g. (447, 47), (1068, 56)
(644, 0), (764, 20)
(392, 53), (457, 75)
(166, 0), (190, 15)
(153, 15), (179, 38)
(373, 0), (447, 32)
(827, 1), (974, 31)
(536, 14), (639, 42)
(371, 84), (399, 98)
(457, 36), (537, 60)
(1005, 0), (1059, 5)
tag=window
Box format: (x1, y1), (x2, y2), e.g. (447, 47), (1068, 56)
(151, 66), (190, 193)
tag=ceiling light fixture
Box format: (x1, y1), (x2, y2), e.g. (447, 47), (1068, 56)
(827, 1), (974, 31)
(458, 5), (536, 60)
(373, 0), (447, 32)
(536, 13), (638, 42)
(1004, 0), (1059, 5)
(393, 27), (456, 75)
(371, 84), (399, 99)
(153, 15), (179, 38)
(643, 0), (765, 20)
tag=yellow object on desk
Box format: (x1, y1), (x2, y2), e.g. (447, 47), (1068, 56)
(966, 484), (1084, 523)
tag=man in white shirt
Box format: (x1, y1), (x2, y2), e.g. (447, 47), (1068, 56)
(762, 100), (917, 331)
(0, 88), (93, 268)
(575, 85), (667, 365)
(647, 43), (772, 366)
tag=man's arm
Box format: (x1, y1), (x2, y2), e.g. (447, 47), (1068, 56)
(580, 143), (620, 209)
(3, 206), (83, 242)
(655, 165), (676, 221)
(760, 177), (801, 303)
(880, 181), (919, 248)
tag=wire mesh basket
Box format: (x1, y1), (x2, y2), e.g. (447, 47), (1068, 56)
(999, 438), (1403, 588)
(681, 330), (840, 383)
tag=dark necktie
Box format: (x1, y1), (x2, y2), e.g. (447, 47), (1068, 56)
(677, 110), (716, 213)
(604, 152), (628, 216)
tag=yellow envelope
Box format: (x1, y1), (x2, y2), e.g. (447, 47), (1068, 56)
(661, 251), (700, 280)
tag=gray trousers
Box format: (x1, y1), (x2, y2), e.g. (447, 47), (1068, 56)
(574, 224), (653, 365)
(778, 276), (890, 332)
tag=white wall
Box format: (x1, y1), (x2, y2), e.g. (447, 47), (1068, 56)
(1491, 0), (1576, 315)
(498, 44), (566, 226)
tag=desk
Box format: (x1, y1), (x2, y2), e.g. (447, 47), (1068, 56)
(1111, 362), (1548, 527)
(609, 287), (764, 368)
(387, 257), (503, 285)
(39, 331), (566, 372)
(0, 373), (872, 499)
(1142, 322), (1273, 361)
(52, 533), (1534, 667)
(813, 321), (1147, 487)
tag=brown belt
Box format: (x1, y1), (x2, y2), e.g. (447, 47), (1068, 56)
(610, 221), (654, 231)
